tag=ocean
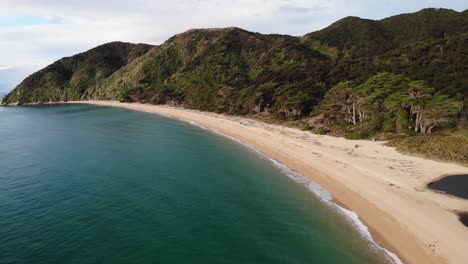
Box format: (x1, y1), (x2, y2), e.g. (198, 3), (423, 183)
(0, 104), (393, 264)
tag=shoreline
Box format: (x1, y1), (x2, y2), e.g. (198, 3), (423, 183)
(21, 101), (468, 263)
(186, 118), (403, 263)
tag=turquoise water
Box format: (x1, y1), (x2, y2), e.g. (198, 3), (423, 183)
(0, 104), (392, 264)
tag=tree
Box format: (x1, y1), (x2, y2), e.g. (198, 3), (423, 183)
(316, 81), (358, 125)
(316, 73), (462, 134)
(355, 72), (409, 130)
(419, 95), (462, 133)
(407, 81), (434, 133)
(393, 81), (462, 134)
(384, 92), (411, 132)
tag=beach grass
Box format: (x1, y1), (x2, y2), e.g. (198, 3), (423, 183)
(387, 129), (468, 166)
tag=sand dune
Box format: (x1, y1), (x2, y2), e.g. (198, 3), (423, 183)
(72, 100), (468, 264)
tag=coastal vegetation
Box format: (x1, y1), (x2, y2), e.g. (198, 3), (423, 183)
(2, 8), (467, 163)
(314, 72), (462, 136)
(387, 128), (468, 165)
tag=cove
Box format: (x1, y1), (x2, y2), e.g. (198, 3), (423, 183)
(0, 104), (392, 264)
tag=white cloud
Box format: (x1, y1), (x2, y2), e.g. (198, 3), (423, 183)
(0, 65), (13, 71)
(0, 0), (466, 92)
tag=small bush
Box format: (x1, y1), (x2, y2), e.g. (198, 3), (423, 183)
(372, 132), (406, 141)
(345, 131), (368, 140)
(403, 129), (417, 136)
(315, 128), (328, 135)
(301, 124), (313, 131)
(383, 120), (395, 132)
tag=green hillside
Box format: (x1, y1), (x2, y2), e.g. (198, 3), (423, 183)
(2, 8), (467, 149)
(2, 42), (153, 104)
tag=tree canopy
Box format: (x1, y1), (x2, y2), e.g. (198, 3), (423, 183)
(315, 72), (463, 135)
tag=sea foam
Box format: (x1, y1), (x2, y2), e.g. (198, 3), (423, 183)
(181, 119), (404, 264)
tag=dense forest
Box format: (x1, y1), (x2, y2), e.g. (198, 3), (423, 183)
(2, 8), (467, 145)
(314, 73), (463, 136)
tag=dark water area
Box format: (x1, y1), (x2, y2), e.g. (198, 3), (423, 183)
(428, 175), (468, 200)
(0, 104), (393, 264)
(459, 212), (468, 227)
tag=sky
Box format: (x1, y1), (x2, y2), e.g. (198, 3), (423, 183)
(0, 0), (466, 93)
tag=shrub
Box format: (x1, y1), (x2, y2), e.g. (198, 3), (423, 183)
(315, 128), (328, 135)
(383, 119), (396, 132)
(301, 124), (313, 131)
(404, 129), (417, 136)
(345, 131), (368, 140)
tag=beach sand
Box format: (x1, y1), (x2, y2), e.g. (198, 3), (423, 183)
(72, 100), (468, 264)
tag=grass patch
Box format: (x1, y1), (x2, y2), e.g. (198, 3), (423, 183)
(387, 129), (468, 165)
(300, 124), (313, 131)
(345, 131), (368, 140)
(315, 128), (328, 135)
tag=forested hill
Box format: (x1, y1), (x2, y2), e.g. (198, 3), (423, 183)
(2, 8), (467, 138)
(3, 42), (154, 104)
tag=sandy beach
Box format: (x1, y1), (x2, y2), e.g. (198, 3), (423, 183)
(71, 100), (468, 264)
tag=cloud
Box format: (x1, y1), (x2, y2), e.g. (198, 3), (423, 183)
(46, 16), (66, 24)
(0, 65), (13, 71)
(279, 4), (311, 14)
